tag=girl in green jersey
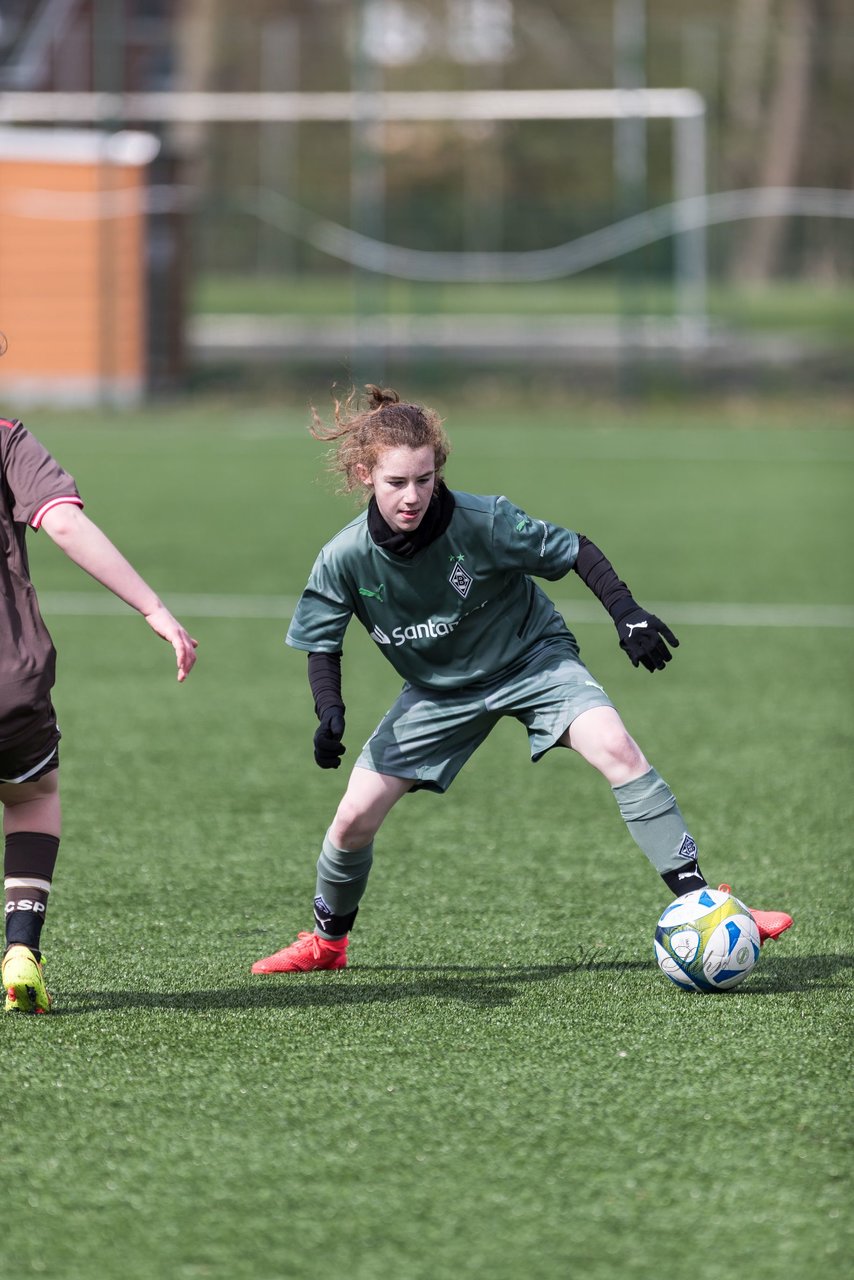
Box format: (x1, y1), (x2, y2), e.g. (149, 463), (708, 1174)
(252, 386), (791, 973)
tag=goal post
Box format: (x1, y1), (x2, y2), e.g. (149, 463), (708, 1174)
(0, 88), (708, 329)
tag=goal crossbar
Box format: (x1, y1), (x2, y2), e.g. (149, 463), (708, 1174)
(0, 88), (704, 124)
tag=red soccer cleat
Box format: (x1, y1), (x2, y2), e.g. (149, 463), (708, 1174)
(718, 884), (793, 946)
(251, 931), (349, 974)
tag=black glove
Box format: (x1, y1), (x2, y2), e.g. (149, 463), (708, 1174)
(614, 606), (679, 673)
(313, 706), (346, 769)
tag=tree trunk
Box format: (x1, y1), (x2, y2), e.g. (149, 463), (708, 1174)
(730, 0), (814, 281)
(171, 0), (224, 172)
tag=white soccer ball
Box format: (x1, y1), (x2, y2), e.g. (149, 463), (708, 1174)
(654, 887), (760, 993)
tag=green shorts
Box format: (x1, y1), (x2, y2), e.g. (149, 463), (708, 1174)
(356, 637), (614, 793)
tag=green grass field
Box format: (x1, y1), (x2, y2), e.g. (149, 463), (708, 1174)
(2, 394), (852, 1279)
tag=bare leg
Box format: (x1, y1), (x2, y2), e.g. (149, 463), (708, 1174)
(561, 707), (701, 889)
(1, 771), (61, 838)
(329, 766), (414, 849)
(561, 706), (649, 785)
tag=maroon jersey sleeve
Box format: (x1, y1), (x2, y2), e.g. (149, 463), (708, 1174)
(0, 417), (83, 527)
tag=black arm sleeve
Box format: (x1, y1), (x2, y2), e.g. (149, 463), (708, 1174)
(307, 651), (344, 719)
(572, 535), (638, 621)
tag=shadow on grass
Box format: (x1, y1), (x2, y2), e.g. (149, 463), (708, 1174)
(740, 952), (854, 994)
(53, 952), (852, 1015)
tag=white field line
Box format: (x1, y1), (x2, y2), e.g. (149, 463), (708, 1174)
(38, 592), (854, 629)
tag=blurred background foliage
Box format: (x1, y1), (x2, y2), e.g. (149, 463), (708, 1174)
(0, 0), (852, 398)
(175, 0), (853, 280)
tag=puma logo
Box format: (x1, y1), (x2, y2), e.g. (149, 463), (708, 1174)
(626, 621), (648, 636)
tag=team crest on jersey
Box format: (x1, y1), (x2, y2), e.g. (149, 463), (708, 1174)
(448, 559), (473, 598)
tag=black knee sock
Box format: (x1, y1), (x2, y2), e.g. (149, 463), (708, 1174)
(4, 831), (60, 959)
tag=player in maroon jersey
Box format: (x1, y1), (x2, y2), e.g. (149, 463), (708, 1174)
(1, 415), (197, 1012)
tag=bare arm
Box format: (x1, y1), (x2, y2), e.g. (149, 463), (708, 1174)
(39, 503), (198, 682)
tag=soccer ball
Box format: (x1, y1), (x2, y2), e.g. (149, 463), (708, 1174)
(654, 887), (760, 993)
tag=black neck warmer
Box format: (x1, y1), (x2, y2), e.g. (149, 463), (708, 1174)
(367, 482), (455, 558)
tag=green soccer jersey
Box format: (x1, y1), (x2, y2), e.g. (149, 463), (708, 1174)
(286, 491), (581, 690)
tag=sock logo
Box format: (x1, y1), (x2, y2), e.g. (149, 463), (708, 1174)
(677, 833), (698, 860)
(5, 899), (46, 915)
(313, 896), (334, 929)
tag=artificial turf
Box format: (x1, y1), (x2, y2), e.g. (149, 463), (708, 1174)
(1, 396), (851, 1279)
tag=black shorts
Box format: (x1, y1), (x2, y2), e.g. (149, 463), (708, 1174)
(0, 694), (61, 784)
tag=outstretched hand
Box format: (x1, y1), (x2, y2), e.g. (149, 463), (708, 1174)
(314, 706), (346, 769)
(144, 605), (199, 682)
(615, 606), (679, 673)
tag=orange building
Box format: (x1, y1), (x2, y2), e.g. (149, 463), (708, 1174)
(0, 127), (161, 404)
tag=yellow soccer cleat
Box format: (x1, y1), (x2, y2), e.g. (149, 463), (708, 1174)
(3, 945), (52, 1014)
